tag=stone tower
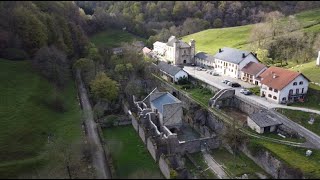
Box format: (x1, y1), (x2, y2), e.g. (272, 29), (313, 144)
(317, 51), (320, 66)
(189, 39), (196, 64)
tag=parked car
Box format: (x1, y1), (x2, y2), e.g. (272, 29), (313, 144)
(240, 88), (252, 95)
(222, 79), (230, 84)
(191, 63), (196, 66)
(196, 67), (202, 71)
(212, 72), (219, 76)
(230, 82), (241, 87)
(227, 81), (233, 86)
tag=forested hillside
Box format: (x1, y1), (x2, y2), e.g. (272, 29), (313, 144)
(76, 1), (320, 46)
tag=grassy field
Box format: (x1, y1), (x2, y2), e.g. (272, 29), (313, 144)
(103, 126), (163, 179)
(210, 148), (269, 178)
(250, 139), (320, 178)
(182, 24), (252, 55)
(289, 61), (320, 84)
(290, 84), (320, 111)
(0, 59), (82, 178)
(276, 109), (320, 136)
(90, 29), (145, 48)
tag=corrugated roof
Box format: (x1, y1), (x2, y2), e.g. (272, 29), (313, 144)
(249, 111), (282, 128)
(157, 61), (184, 76)
(214, 47), (252, 64)
(259, 66), (309, 90)
(241, 62), (266, 76)
(151, 93), (180, 114)
(195, 52), (215, 62)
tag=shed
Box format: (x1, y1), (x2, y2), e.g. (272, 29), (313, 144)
(247, 111), (282, 134)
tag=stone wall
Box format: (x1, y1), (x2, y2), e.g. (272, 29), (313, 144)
(159, 154), (171, 179)
(178, 137), (220, 154)
(147, 137), (158, 162)
(221, 96), (262, 115)
(189, 75), (220, 94)
(131, 115), (139, 132)
(241, 143), (303, 179)
(139, 125), (146, 144)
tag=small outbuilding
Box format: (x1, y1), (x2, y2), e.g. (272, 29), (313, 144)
(247, 110), (282, 134)
(157, 61), (188, 83)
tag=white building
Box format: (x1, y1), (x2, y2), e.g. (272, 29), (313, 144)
(247, 110), (282, 134)
(240, 62), (267, 85)
(317, 51), (320, 66)
(153, 36), (195, 66)
(157, 61), (188, 83)
(259, 67), (310, 104)
(195, 52), (215, 68)
(213, 47), (259, 79)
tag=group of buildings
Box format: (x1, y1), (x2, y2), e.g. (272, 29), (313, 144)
(142, 35), (310, 105)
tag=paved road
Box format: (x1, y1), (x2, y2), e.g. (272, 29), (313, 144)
(183, 66), (320, 115)
(202, 151), (229, 179)
(183, 66), (320, 149)
(76, 70), (111, 179)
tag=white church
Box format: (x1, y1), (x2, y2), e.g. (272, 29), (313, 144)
(153, 36), (195, 66)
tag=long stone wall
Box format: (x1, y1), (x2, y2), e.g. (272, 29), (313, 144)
(147, 137), (158, 162)
(159, 155), (171, 179)
(138, 125), (146, 143)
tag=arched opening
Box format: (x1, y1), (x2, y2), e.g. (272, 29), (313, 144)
(172, 91), (177, 97)
(170, 128), (177, 134)
(183, 60), (186, 64)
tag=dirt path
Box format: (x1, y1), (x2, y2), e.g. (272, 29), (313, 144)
(76, 70), (111, 179)
(202, 151), (230, 179)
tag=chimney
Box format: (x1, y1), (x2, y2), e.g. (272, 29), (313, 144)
(273, 73), (277, 79)
(219, 48), (222, 53)
(242, 53), (246, 58)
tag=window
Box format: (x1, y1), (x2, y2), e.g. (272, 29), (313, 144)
(274, 89), (278, 93)
(299, 81), (303, 85)
(296, 89), (299, 94)
(282, 97), (286, 101)
(268, 94), (272, 98)
(302, 88), (304, 94)
(273, 96), (277, 100)
(269, 87), (273, 91)
(289, 89), (293, 95)
(293, 82), (297, 86)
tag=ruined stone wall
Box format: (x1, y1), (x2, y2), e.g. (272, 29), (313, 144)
(178, 137), (220, 154)
(221, 96), (263, 115)
(139, 125), (146, 143)
(147, 137), (158, 162)
(159, 154), (171, 179)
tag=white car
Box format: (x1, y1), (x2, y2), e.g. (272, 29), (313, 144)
(240, 89), (252, 95)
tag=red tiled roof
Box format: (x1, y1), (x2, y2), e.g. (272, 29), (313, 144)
(142, 47), (151, 54)
(259, 66), (309, 90)
(241, 62), (266, 76)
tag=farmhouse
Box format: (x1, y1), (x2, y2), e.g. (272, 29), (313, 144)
(157, 61), (188, 83)
(153, 36), (195, 65)
(240, 62), (267, 85)
(195, 52), (215, 68)
(213, 47), (259, 79)
(259, 67), (310, 104)
(247, 110), (282, 134)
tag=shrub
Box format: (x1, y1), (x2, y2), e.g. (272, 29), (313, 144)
(101, 115), (119, 128)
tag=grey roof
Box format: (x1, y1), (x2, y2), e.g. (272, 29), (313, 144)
(151, 93), (180, 114)
(166, 35), (190, 48)
(249, 111), (282, 128)
(214, 47), (252, 64)
(157, 61), (184, 76)
(195, 52), (215, 62)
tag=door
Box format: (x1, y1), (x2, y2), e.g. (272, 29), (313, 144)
(264, 126), (270, 133)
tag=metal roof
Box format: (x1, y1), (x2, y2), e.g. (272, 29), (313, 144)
(214, 47), (252, 64)
(249, 111), (282, 128)
(157, 61), (184, 76)
(151, 93), (180, 114)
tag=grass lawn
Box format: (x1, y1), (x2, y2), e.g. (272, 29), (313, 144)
(250, 139), (320, 178)
(276, 108), (320, 136)
(288, 61), (320, 84)
(183, 86), (214, 106)
(0, 59), (82, 178)
(248, 86), (260, 96)
(90, 29), (145, 48)
(185, 152), (217, 179)
(103, 126), (163, 179)
(182, 24), (252, 55)
(210, 148), (268, 178)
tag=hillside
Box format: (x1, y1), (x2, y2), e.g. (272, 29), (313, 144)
(90, 29), (145, 48)
(0, 59), (82, 178)
(182, 8), (320, 55)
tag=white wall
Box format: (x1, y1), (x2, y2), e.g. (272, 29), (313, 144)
(174, 70), (188, 82)
(279, 75), (309, 102)
(247, 117), (263, 134)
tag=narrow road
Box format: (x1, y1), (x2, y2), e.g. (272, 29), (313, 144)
(76, 70), (111, 179)
(202, 151), (230, 179)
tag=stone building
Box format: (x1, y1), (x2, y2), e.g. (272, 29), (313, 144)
(247, 110), (282, 134)
(157, 61), (188, 83)
(153, 36), (196, 66)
